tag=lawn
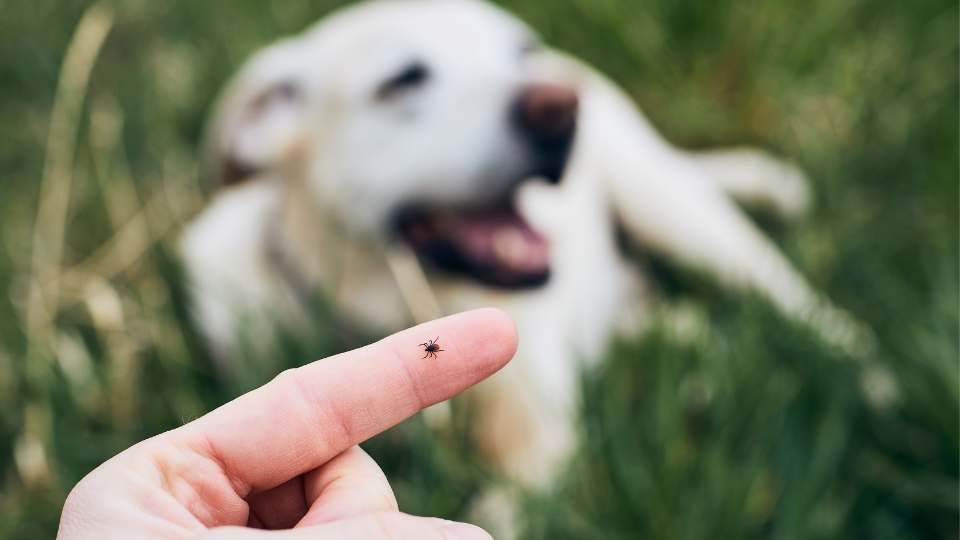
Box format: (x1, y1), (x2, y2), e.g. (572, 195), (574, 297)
(0, 0), (956, 538)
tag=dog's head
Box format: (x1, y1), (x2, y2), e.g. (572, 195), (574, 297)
(209, 0), (579, 288)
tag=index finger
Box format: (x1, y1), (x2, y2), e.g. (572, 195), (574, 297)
(177, 308), (516, 495)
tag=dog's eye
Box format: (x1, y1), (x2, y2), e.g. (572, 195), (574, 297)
(376, 62), (430, 100)
(519, 37), (542, 57)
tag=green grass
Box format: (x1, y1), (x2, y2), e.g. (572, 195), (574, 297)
(0, 0), (957, 538)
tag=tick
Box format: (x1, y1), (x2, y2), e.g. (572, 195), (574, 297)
(420, 337), (444, 359)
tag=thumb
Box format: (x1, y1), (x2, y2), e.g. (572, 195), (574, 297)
(197, 512), (491, 540)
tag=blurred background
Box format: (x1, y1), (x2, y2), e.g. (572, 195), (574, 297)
(0, 0), (957, 538)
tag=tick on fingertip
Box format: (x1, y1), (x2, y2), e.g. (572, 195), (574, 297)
(420, 337), (443, 359)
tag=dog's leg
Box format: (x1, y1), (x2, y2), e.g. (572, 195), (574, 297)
(684, 147), (812, 220)
(575, 76), (872, 355)
(467, 337), (579, 540)
(462, 171), (647, 539)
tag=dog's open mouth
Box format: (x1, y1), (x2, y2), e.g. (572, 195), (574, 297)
(395, 200), (550, 288)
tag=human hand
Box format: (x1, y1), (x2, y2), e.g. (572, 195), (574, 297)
(57, 309), (517, 539)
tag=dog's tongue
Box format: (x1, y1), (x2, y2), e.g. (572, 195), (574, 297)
(399, 207), (550, 281)
(444, 210), (550, 274)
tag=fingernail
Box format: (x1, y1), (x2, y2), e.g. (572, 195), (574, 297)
(440, 520), (493, 540)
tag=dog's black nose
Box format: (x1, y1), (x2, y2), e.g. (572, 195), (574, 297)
(513, 83), (579, 146)
(512, 83), (578, 183)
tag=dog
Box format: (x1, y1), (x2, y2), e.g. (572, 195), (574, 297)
(181, 0), (870, 533)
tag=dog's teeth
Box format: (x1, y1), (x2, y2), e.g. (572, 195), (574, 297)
(493, 228), (528, 266)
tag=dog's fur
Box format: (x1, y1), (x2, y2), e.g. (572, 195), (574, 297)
(181, 0), (870, 532)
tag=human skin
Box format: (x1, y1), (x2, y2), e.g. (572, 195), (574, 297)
(57, 308), (518, 539)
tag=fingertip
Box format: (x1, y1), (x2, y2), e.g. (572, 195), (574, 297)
(477, 307), (519, 354)
(439, 520), (494, 540)
(459, 307), (518, 372)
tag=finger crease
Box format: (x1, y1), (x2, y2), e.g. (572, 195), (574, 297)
(285, 368), (349, 459)
(198, 434), (252, 498)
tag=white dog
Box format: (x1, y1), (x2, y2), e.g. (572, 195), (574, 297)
(181, 0), (869, 533)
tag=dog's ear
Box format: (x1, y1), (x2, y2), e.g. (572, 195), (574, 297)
(205, 39), (309, 187)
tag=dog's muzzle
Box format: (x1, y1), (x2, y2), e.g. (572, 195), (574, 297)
(392, 83), (579, 290)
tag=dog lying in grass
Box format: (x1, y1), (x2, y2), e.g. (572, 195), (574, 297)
(181, 0), (871, 534)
